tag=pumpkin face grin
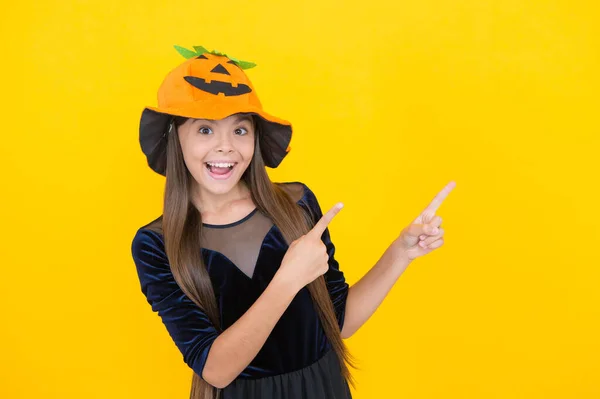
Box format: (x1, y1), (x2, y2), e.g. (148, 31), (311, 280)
(184, 75), (252, 96)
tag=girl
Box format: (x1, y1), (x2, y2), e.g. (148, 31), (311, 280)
(131, 45), (455, 399)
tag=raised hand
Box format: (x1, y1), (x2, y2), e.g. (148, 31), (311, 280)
(276, 202), (345, 292)
(393, 181), (456, 262)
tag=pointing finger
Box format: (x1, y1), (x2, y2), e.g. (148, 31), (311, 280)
(413, 181), (456, 224)
(309, 202), (344, 238)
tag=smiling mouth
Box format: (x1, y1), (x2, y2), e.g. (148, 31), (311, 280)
(205, 162), (237, 176)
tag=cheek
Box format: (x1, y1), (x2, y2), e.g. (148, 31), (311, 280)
(190, 143), (210, 159)
(238, 136), (255, 161)
(181, 141), (210, 170)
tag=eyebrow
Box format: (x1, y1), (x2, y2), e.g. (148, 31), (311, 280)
(232, 114), (253, 124)
(192, 115), (252, 124)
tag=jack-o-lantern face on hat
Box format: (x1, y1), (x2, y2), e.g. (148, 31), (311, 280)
(184, 53), (252, 96)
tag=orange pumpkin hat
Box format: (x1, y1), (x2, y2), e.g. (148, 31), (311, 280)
(139, 45), (292, 176)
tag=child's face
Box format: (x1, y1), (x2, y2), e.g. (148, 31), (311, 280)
(177, 113), (255, 196)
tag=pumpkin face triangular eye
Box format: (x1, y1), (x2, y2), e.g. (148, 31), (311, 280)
(210, 64), (230, 75)
(196, 54), (208, 59)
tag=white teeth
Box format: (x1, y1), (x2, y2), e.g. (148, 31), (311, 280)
(207, 162), (235, 168)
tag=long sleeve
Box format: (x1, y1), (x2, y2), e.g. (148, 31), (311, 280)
(299, 183), (349, 331)
(131, 228), (220, 379)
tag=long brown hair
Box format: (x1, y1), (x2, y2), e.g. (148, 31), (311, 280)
(157, 114), (355, 398)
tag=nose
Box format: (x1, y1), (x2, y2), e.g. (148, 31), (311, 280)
(215, 131), (234, 154)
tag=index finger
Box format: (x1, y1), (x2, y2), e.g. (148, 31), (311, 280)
(414, 181), (456, 223)
(309, 202), (344, 238)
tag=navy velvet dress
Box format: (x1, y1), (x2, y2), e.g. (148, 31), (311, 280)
(130, 182), (352, 398)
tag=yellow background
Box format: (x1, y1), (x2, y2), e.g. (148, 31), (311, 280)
(1, 0), (599, 398)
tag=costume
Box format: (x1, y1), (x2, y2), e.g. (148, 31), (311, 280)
(131, 45), (352, 398)
(131, 182), (351, 398)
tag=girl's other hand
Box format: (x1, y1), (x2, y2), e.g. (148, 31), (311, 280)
(275, 202), (344, 293)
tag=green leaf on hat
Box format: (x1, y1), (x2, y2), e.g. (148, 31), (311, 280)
(173, 44), (257, 69)
(173, 45), (199, 59)
(222, 53), (256, 69)
(192, 45), (209, 54)
(235, 60), (257, 69)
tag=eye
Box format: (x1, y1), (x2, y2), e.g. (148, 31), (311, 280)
(235, 127), (249, 136)
(198, 126), (212, 135)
